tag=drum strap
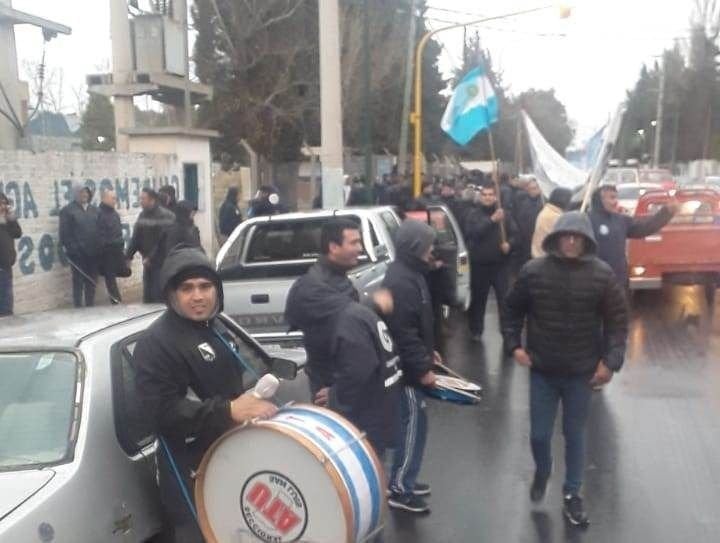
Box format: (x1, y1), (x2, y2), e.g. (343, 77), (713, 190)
(212, 328), (260, 379)
(159, 436), (198, 523)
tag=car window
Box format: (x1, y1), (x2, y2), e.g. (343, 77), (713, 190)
(113, 340), (155, 456)
(647, 199), (715, 224)
(617, 186), (641, 199)
(428, 209), (457, 245)
(621, 170), (637, 184)
(0, 351), (79, 471)
(244, 216), (365, 263)
(219, 227), (249, 270)
(380, 211), (400, 242)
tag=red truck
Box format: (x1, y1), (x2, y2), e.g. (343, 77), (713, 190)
(627, 188), (720, 294)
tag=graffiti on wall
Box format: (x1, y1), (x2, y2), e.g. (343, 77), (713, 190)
(0, 175), (180, 275)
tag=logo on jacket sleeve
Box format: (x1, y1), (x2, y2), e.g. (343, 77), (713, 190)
(198, 342), (216, 362)
(377, 321), (394, 353)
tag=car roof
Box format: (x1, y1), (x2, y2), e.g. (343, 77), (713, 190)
(0, 304), (165, 350)
(243, 206), (397, 224)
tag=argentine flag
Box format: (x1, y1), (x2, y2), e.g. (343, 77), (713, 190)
(441, 67), (499, 146)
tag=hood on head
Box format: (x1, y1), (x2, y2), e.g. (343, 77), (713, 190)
(159, 247), (223, 315)
(548, 187), (572, 210)
(591, 185), (615, 212)
(542, 211), (597, 256)
(395, 219), (436, 265)
(175, 200), (196, 226)
(72, 182), (92, 203)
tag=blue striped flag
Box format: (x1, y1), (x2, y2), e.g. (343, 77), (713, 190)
(441, 66), (499, 146)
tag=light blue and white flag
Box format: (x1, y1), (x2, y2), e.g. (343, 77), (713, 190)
(441, 66), (499, 146)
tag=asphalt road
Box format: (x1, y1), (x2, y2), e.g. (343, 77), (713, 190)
(383, 285), (720, 543)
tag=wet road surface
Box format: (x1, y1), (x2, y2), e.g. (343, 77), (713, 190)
(384, 286), (720, 543)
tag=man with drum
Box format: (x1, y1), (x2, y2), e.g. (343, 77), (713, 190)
(383, 219), (439, 514)
(134, 247), (277, 542)
(285, 218), (363, 404)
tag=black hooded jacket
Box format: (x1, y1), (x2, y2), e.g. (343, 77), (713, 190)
(133, 248), (244, 471)
(58, 186), (100, 258)
(329, 302), (402, 452)
(504, 211), (628, 376)
(588, 187), (673, 285)
(0, 216), (21, 270)
(219, 188), (243, 236)
(382, 219), (436, 385)
(285, 257), (359, 391)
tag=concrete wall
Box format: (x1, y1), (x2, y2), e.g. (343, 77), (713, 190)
(0, 150), (180, 314)
(128, 135), (214, 253)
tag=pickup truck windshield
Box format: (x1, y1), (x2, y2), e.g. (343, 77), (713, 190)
(0, 351), (78, 471)
(245, 217), (365, 263)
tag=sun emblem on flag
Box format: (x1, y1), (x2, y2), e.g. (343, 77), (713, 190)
(466, 84), (479, 98)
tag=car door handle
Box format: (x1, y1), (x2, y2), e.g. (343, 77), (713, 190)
(251, 294), (270, 304)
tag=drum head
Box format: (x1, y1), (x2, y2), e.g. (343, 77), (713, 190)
(196, 424), (350, 543)
(435, 375), (482, 392)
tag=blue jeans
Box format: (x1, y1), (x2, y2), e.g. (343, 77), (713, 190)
(0, 267), (12, 316)
(390, 386), (428, 497)
(530, 370), (593, 496)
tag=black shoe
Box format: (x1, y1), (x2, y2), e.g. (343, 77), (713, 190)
(388, 493), (430, 514)
(530, 473), (549, 502)
(413, 482), (431, 496)
(563, 495), (589, 528)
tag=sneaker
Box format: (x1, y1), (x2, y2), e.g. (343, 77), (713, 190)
(388, 493), (430, 514)
(413, 482), (431, 496)
(530, 473), (548, 502)
(563, 495), (589, 528)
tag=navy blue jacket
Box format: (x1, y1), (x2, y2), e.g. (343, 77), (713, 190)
(330, 302), (402, 452)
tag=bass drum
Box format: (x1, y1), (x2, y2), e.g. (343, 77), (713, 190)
(195, 404), (386, 542)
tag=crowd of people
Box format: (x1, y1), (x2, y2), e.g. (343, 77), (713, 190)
(1, 167), (682, 540)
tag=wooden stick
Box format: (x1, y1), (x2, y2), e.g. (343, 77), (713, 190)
(487, 128), (508, 243)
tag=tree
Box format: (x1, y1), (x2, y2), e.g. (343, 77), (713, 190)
(79, 93), (115, 151)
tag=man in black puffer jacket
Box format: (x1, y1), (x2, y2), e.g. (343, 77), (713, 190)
(383, 219), (439, 514)
(59, 184), (100, 307)
(504, 211), (628, 528)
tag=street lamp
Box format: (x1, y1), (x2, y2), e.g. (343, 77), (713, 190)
(410, 4), (572, 196)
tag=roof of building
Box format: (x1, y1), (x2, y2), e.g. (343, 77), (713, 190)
(26, 111), (76, 137)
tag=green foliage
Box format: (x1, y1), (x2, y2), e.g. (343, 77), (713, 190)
(79, 93), (115, 151)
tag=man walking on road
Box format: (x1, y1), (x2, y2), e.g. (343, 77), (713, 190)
(464, 183), (517, 342)
(504, 211), (628, 527)
(589, 185), (677, 286)
(0, 192), (21, 316)
(285, 218), (361, 402)
(134, 247), (277, 542)
(513, 177), (544, 267)
(383, 219), (439, 514)
(59, 185), (100, 307)
(125, 188), (176, 303)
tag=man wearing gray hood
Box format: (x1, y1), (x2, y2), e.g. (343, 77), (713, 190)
(59, 184), (100, 307)
(383, 219), (440, 514)
(504, 211), (628, 528)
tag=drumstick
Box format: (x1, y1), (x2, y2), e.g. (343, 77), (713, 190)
(434, 361), (468, 381)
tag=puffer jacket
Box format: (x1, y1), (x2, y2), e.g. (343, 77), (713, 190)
(59, 191), (100, 258)
(504, 211), (628, 376)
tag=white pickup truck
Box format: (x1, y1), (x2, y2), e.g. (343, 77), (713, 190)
(216, 205), (471, 347)
(216, 207), (402, 346)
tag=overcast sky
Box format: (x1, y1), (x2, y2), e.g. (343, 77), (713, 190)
(12, 0), (699, 144)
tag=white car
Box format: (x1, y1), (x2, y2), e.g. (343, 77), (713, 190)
(616, 182), (663, 216)
(0, 306), (305, 542)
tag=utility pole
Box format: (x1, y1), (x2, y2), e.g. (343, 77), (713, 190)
(362, 0), (372, 184)
(397, 0), (417, 176)
(175, 0), (192, 129)
(109, 0), (135, 152)
(318, 0), (345, 208)
(653, 53), (666, 168)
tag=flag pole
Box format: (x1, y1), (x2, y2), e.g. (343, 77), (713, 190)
(487, 127), (508, 244)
